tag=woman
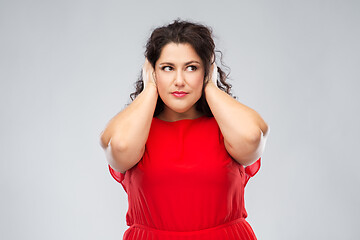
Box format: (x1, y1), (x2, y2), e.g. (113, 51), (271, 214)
(100, 19), (270, 240)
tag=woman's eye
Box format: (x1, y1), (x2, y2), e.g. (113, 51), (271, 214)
(187, 65), (197, 71)
(162, 66), (173, 71)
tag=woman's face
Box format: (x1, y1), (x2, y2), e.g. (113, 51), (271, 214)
(154, 42), (205, 121)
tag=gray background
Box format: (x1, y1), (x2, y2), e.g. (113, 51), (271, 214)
(1, 0), (359, 239)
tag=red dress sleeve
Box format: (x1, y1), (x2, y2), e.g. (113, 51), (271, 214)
(244, 157), (261, 186)
(219, 128), (261, 186)
(108, 164), (127, 193)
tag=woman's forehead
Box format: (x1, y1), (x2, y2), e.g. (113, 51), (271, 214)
(158, 42), (202, 65)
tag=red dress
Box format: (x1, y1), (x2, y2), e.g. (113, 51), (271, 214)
(108, 115), (261, 240)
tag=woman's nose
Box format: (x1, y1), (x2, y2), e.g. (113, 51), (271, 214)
(174, 71), (185, 86)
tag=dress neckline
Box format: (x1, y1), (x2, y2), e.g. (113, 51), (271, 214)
(153, 115), (207, 123)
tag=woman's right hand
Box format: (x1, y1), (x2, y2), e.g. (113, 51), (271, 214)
(142, 58), (157, 89)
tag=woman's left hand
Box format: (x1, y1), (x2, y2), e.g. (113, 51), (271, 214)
(206, 58), (218, 89)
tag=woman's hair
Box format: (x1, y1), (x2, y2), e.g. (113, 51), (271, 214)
(129, 18), (236, 117)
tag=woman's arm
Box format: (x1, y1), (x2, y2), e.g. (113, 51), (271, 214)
(204, 64), (270, 167)
(99, 84), (158, 173)
(99, 60), (158, 173)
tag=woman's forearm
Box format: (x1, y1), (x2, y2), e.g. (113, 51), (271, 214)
(204, 81), (269, 165)
(100, 84), (158, 151)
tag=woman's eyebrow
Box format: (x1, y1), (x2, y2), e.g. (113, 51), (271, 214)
(159, 61), (201, 66)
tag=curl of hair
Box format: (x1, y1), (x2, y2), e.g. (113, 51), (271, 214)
(128, 18), (237, 117)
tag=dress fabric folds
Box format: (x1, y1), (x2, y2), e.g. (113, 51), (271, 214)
(108, 115), (261, 240)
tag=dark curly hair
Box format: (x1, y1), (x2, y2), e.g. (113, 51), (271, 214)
(129, 18), (236, 117)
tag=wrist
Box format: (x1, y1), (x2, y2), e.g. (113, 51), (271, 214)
(204, 81), (219, 99)
(144, 82), (158, 94)
(205, 79), (218, 89)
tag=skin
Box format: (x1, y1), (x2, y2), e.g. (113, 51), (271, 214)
(152, 42), (206, 122)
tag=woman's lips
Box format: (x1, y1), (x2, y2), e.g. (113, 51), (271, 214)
(171, 92), (188, 97)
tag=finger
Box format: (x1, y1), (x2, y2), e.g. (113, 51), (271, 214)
(142, 66), (147, 88)
(212, 63), (218, 85)
(152, 71), (157, 85)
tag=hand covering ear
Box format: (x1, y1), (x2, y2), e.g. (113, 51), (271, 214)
(209, 54), (218, 87)
(142, 58), (157, 89)
(211, 62), (218, 86)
